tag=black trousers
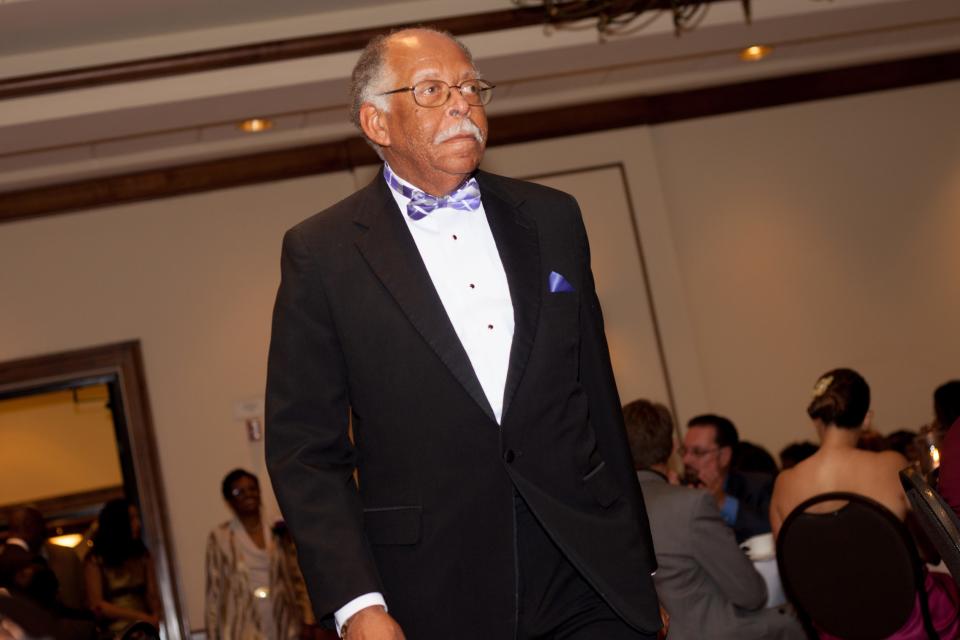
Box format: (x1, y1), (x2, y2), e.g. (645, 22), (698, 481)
(516, 495), (658, 640)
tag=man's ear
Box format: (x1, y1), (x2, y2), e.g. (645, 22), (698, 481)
(719, 445), (733, 470)
(359, 103), (390, 148)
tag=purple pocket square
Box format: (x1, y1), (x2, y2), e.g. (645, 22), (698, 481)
(548, 271), (575, 293)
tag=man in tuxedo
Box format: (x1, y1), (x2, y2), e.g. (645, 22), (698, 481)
(266, 27), (660, 640)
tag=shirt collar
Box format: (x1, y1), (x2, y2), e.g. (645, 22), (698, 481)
(383, 162), (476, 199)
(4, 537), (30, 551)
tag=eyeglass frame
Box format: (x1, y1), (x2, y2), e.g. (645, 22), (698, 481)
(230, 485), (260, 498)
(377, 78), (496, 108)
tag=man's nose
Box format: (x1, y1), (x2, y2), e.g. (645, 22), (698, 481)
(446, 86), (471, 117)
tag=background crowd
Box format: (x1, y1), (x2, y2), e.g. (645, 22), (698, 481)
(3, 373), (959, 639)
(0, 468), (331, 640)
(624, 373), (960, 639)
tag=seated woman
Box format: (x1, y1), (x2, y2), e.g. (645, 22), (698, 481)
(84, 499), (162, 635)
(770, 368), (959, 639)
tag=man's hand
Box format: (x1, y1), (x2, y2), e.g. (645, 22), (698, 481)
(343, 606), (405, 640)
(658, 604), (670, 639)
(666, 469), (681, 486)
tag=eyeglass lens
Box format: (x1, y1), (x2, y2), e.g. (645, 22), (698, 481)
(412, 79), (493, 107)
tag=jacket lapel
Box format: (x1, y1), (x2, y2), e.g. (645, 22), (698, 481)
(353, 172), (496, 422)
(478, 172), (541, 422)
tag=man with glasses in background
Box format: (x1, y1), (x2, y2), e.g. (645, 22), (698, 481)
(266, 27), (661, 640)
(682, 414), (775, 542)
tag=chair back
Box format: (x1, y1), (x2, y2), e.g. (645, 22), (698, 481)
(900, 465), (960, 583)
(118, 621), (161, 640)
(776, 491), (936, 639)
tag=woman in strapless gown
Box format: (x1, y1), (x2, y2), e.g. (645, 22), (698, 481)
(770, 368), (959, 639)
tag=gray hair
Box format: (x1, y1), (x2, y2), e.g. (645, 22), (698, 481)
(349, 27), (478, 133)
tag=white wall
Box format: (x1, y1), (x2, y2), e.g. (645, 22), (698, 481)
(1, 79), (958, 628)
(0, 171), (357, 629)
(650, 80), (960, 445)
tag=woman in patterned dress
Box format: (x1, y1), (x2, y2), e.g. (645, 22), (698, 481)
(205, 469), (311, 640)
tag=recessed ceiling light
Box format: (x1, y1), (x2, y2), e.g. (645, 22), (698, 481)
(48, 533), (84, 548)
(238, 118), (273, 133)
(739, 45), (772, 62)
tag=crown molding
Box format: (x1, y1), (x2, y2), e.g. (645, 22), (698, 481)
(1, 49), (958, 224)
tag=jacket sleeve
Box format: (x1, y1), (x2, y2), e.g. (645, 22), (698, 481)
(689, 491), (767, 611)
(265, 226), (383, 620)
(570, 195), (658, 572)
(204, 532), (221, 639)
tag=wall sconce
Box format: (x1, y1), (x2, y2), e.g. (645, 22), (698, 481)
(235, 398), (265, 442)
(246, 417), (263, 442)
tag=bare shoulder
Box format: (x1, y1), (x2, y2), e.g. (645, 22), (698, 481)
(773, 465), (796, 491)
(881, 449), (910, 468)
(870, 449), (910, 474)
(771, 465), (803, 509)
(777, 456), (817, 491)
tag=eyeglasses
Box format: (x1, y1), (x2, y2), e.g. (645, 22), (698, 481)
(378, 79), (496, 108)
(230, 485), (260, 497)
(678, 446), (720, 458)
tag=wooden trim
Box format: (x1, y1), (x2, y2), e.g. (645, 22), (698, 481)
(1, 49), (958, 222)
(0, 342), (189, 640)
(0, 7), (545, 100)
(0, 486), (125, 522)
(0, 1), (720, 100)
(487, 49), (960, 142)
(0, 486), (125, 538)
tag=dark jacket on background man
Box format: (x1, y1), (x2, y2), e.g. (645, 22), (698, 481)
(726, 470), (775, 542)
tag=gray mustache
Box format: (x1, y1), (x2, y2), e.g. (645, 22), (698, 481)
(434, 119), (484, 144)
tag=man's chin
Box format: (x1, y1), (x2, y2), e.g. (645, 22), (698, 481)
(437, 149), (484, 175)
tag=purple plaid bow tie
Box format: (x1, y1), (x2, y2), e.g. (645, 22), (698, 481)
(384, 164), (481, 220)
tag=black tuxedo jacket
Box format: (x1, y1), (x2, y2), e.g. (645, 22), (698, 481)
(265, 169), (660, 639)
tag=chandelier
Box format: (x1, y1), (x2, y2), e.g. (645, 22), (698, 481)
(512, 0), (752, 37)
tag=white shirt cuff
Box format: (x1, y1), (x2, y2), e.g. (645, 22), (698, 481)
(334, 592), (387, 637)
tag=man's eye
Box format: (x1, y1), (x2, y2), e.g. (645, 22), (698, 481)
(461, 82), (479, 95)
(417, 82), (441, 96)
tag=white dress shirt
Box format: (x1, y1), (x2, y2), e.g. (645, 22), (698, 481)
(334, 165), (515, 634)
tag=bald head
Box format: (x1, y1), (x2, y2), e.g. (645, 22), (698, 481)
(349, 27), (477, 130)
(8, 507), (46, 551)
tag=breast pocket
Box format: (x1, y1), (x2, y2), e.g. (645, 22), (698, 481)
(363, 506), (422, 546)
(541, 291), (580, 368)
(583, 461), (622, 508)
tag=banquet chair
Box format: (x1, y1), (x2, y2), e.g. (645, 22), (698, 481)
(900, 465), (960, 587)
(118, 621), (161, 640)
(777, 492), (937, 639)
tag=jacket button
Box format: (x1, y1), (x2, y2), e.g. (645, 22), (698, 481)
(504, 449), (515, 463)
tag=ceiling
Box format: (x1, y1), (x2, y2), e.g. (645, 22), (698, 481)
(0, 0), (958, 193)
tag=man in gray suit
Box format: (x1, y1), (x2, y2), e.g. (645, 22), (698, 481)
(623, 400), (804, 640)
